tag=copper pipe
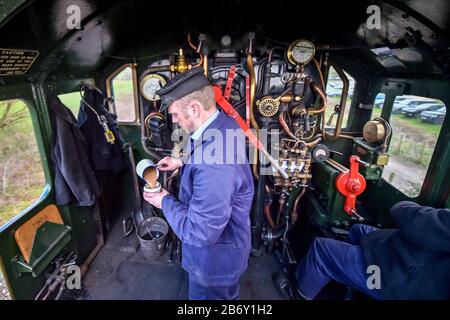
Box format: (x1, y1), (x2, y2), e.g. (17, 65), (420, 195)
(304, 137), (322, 148)
(264, 203), (276, 230)
(187, 33), (197, 51)
(144, 112), (165, 137)
(193, 54), (204, 68)
(252, 154), (259, 179)
(188, 33), (205, 68)
(313, 58), (326, 90)
(279, 111), (298, 141)
(247, 52), (259, 178)
(290, 106), (306, 117)
(247, 53), (258, 131)
(322, 110), (327, 142)
(147, 65), (171, 73)
(145, 111), (164, 121)
(291, 188), (306, 224)
(203, 54), (208, 76)
(308, 83), (328, 114)
(275, 197), (285, 229)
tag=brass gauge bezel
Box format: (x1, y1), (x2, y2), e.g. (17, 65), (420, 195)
(140, 73), (167, 101)
(287, 39), (316, 65)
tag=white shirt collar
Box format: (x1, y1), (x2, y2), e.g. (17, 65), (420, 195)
(190, 109), (220, 141)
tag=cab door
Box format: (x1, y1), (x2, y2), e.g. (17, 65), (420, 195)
(0, 83), (98, 300)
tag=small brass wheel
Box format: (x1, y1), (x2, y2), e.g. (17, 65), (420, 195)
(257, 97), (280, 117)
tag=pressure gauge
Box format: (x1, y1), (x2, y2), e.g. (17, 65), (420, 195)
(311, 144), (330, 163)
(140, 74), (167, 101)
(287, 39), (316, 65)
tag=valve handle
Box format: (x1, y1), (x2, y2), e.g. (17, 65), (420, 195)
(336, 155), (366, 218)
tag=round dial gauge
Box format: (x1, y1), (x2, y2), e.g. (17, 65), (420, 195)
(287, 39), (315, 65)
(140, 74), (167, 101)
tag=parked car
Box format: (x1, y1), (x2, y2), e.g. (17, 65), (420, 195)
(374, 93), (385, 108)
(401, 103), (444, 117)
(326, 87), (341, 97)
(392, 97), (437, 114)
(420, 107), (447, 124)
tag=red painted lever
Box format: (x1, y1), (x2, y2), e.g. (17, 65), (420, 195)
(336, 155), (366, 219)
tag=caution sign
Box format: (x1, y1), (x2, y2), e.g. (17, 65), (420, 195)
(0, 48), (39, 76)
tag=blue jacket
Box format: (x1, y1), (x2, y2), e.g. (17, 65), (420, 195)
(162, 110), (254, 286)
(361, 201), (450, 299)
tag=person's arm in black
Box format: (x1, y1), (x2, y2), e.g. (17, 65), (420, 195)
(391, 201), (450, 252)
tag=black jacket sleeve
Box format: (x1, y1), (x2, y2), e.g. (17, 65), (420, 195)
(391, 201), (450, 252)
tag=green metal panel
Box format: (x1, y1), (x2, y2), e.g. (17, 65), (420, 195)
(13, 222), (72, 277)
(311, 162), (349, 226)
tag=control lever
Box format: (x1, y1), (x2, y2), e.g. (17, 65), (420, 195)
(335, 155), (367, 221)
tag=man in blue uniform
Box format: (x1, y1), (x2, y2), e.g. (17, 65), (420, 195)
(143, 67), (254, 300)
(274, 201), (450, 300)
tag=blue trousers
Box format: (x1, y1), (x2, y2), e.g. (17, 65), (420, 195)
(188, 277), (239, 300)
(295, 224), (384, 299)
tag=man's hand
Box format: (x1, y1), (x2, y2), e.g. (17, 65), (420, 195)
(157, 156), (183, 171)
(143, 188), (170, 209)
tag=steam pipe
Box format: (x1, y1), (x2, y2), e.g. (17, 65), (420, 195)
(203, 53), (208, 76)
(291, 187), (306, 224)
(146, 65), (171, 73)
(187, 32), (205, 68)
(187, 32), (197, 50)
(253, 170), (266, 249)
(304, 137), (323, 148)
(313, 58), (326, 90)
(247, 57), (257, 130)
(279, 111), (299, 141)
(264, 202), (276, 230)
(246, 34), (259, 179)
(271, 186), (302, 240)
(275, 196), (285, 229)
(308, 83), (328, 115)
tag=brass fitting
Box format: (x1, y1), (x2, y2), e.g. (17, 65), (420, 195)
(290, 106), (306, 117)
(170, 48), (191, 73)
(279, 95), (301, 104)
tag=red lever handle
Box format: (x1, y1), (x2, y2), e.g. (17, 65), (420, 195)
(336, 155), (366, 218)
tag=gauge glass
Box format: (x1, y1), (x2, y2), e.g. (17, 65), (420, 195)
(140, 74), (167, 101)
(287, 40), (315, 65)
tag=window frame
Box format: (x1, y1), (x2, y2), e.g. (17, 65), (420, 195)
(376, 92), (448, 199)
(0, 98), (51, 230)
(106, 63), (140, 125)
(324, 63), (357, 131)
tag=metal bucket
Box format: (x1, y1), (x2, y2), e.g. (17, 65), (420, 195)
(137, 217), (168, 260)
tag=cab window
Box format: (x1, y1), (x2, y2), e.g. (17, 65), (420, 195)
(372, 94), (446, 197)
(325, 66), (356, 129)
(0, 100), (45, 227)
(58, 92), (81, 116)
(107, 65), (138, 123)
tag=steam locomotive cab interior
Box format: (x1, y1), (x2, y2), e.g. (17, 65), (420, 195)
(0, 0), (449, 300)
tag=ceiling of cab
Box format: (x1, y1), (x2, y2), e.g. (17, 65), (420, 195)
(0, 0), (449, 81)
